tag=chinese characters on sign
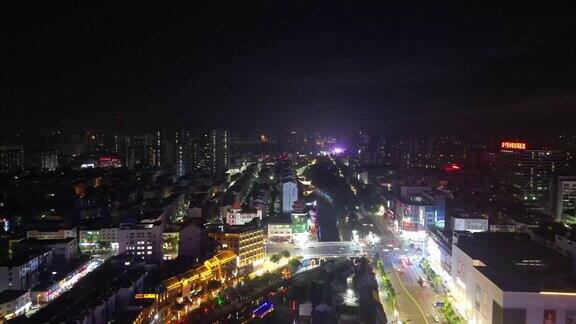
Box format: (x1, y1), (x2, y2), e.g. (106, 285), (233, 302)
(501, 142), (527, 150)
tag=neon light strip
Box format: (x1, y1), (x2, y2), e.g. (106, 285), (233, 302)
(540, 291), (576, 296)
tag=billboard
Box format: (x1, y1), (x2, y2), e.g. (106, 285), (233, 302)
(501, 141), (526, 150)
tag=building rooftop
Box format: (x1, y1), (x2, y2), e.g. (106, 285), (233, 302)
(19, 237), (76, 245)
(28, 261), (145, 323)
(456, 232), (576, 292)
(267, 216), (292, 225)
(209, 218), (262, 234)
(0, 249), (51, 268)
(0, 290), (27, 304)
(396, 194), (434, 206)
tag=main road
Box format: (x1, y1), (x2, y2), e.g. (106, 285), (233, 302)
(367, 211), (444, 323)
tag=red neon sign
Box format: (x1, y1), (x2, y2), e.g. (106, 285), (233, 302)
(443, 163), (461, 172)
(501, 142), (526, 150)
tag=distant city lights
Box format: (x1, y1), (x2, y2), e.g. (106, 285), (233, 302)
(332, 147), (345, 154)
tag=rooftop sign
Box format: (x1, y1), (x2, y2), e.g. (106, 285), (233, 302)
(501, 142), (526, 150)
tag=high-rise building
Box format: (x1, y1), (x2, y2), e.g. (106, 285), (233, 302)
(499, 141), (563, 206)
(174, 131), (187, 178)
(208, 129), (229, 174)
(0, 146), (24, 174)
(549, 175), (576, 223)
(280, 130), (303, 153)
(282, 180), (298, 213)
(40, 150), (59, 171)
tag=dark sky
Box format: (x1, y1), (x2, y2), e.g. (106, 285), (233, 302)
(2, 1), (576, 135)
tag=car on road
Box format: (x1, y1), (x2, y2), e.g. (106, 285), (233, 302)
(433, 315), (440, 322)
(434, 301), (445, 307)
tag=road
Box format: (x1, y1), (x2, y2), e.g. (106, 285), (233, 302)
(368, 212), (444, 324)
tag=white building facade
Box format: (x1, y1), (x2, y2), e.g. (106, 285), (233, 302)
(282, 181), (298, 213)
(118, 220), (163, 263)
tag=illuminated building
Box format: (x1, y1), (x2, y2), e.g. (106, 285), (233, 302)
(225, 200), (262, 225)
(13, 238), (78, 265)
(26, 224), (77, 240)
(28, 261), (146, 323)
(394, 186), (445, 232)
(0, 290), (31, 321)
(209, 129), (229, 174)
(97, 156), (122, 168)
(450, 215), (489, 233)
(40, 150), (59, 171)
(208, 221), (264, 269)
(450, 232), (576, 324)
(499, 141), (562, 206)
(549, 175), (576, 223)
(282, 179), (298, 213)
(135, 250), (238, 324)
(0, 146), (24, 174)
(267, 217), (292, 241)
(174, 130), (190, 177)
(0, 249), (53, 291)
(79, 227), (120, 253)
(119, 220), (163, 264)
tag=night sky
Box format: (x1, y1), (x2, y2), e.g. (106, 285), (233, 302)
(2, 1), (576, 135)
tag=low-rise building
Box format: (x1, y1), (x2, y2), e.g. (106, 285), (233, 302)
(394, 186), (445, 232)
(451, 232), (576, 324)
(28, 262), (145, 323)
(118, 219), (163, 264)
(27, 224), (77, 240)
(13, 238), (78, 265)
(267, 217), (292, 241)
(224, 200), (262, 225)
(450, 214), (489, 233)
(209, 220), (264, 270)
(0, 249), (53, 291)
(177, 220), (204, 259)
(0, 290), (31, 321)
(79, 227), (120, 253)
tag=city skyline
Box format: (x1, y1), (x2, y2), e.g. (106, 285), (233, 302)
(2, 2), (576, 323)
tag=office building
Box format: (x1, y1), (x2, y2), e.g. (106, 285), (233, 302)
(549, 175), (576, 223)
(499, 141), (562, 206)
